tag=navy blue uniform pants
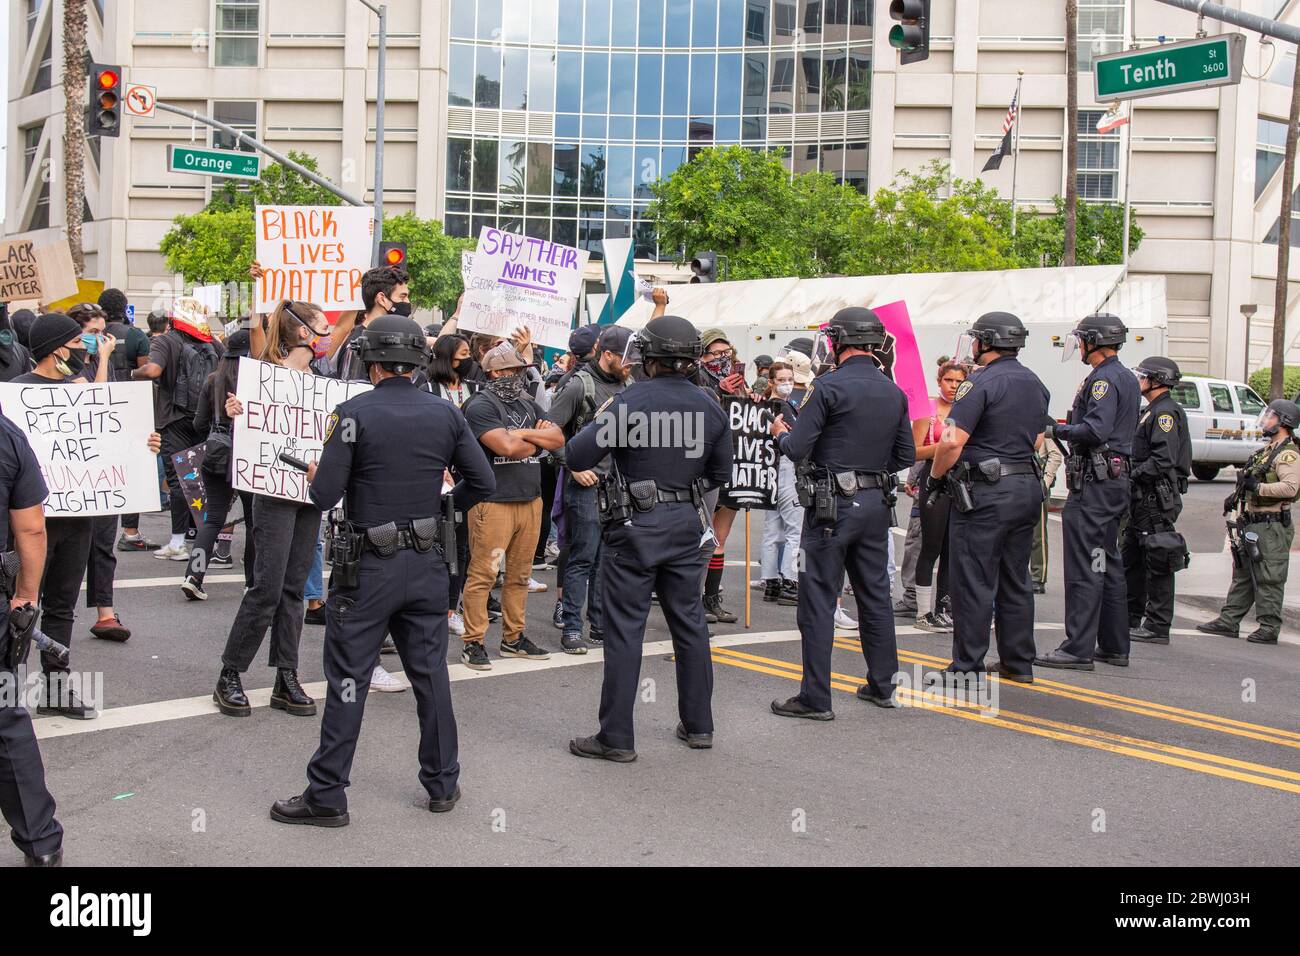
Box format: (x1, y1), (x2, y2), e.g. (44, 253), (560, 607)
(1062, 475), (1131, 658)
(596, 503), (712, 751)
(0, 657), (62, 859)
(1122, 490), (1182, 637)
(949, 475), (1042, 674)
(305, 548), (458, 809)
(797, 489), (898, 712)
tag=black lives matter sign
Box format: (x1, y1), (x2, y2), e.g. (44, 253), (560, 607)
(726, 398), (777, 510)
(0, 239), (44, 302)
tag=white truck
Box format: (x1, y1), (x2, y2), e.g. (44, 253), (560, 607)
(1169, 376), (1266, 481)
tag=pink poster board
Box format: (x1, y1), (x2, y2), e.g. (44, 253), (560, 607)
(870, 300), (935, 422)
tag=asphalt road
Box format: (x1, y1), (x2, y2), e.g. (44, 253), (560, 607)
(8, 477), (1299, 867)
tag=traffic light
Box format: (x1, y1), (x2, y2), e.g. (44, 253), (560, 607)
(689, 251), (717, 284)
(888, 0), (931, 65)
(378, 241), (407, 268)
(87, 62), (122, 137)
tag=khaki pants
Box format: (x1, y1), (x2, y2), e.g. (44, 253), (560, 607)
(463, 499), (542, 644)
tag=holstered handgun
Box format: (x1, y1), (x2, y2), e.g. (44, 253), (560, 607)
(1155, 477), (1177, 512)
(1089, 446), (1110, 481)
(1066, 455), (1086, 493)
(326, 506), (362, 589)
(4, 601), (37, 670)
(597, 465), (633, 526)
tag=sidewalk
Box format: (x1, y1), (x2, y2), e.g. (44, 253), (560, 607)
(1178, 548), (1300, 642)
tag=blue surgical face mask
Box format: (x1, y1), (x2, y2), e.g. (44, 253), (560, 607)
(0, 331), (13, 348)
(81, 333), (100, 355)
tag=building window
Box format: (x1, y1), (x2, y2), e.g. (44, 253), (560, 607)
(1077, 0), (1125, 72)
(214, 0), (260, 67)
(30, 183), (50, 231)
(33, 34), (53, 93)
(211, 101), (258, 152)
(1257, 118), (1288, 200)
(1264, 187), (1300, 247)
(1077, 109), (1119, 201)
(26, 0), (42, 44)
(1270, 48), (1297, 86)
(23, 125), (44, 181)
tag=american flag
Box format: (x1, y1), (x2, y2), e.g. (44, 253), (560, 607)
(1001, 90), (1020, 135)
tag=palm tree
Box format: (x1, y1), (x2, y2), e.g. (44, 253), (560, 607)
(1064, 0), (1079, 267)
(63, 0), (88, 277)
(1270, 51), (1300, 398)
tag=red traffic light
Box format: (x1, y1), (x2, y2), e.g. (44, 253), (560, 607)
(385, 247), (405, 266)
(379, 241), (407, 267)
(97, 69), (119, 90)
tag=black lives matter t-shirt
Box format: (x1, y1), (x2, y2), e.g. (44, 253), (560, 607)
(463, 389), (543, 503)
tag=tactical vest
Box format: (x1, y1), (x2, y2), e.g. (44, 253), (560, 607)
(1248, 436), (1300, 504)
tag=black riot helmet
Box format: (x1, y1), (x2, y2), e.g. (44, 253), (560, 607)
(357, 314), (429, 372)
(625, 315), (703, 374)
(1134, 356), (1181, 390)
(956, 311), (1028, 364)
(1063, 313), (1127, 363)
(1262, 399), (1300, 436)
(824, 307), (887, 350)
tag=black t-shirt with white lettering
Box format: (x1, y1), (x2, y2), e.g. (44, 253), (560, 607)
(463, 389), (542, 503)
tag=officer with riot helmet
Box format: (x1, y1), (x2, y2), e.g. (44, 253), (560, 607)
(271, 315), (495, 826)
(932, 312), (1050, 682)
(1198, 399), (1300, 645)
(566, 315), (732, 761)
(1038, 314), (1140, 671)
(768, 307), (914, 719)
(1123, 357), (1192, 645)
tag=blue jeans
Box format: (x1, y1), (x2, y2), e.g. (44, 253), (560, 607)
(560, 479), (604, 636)
(305, 523), (325, 602)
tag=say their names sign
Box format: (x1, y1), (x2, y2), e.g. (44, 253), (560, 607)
(460, 227), (589, 351)
(254, 205), (374, 313)
(231, 357), (371, 504)
(0, 381), (159, 516)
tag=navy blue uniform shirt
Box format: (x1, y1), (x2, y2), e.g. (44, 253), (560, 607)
(1131, 389), (1191, 483)
(1056, 353), (1139, 456)
(775, 355), (915, 473)
(309, 375), (496, 526)
(567, 373), (732, 491)
(0, 415), (49, 551)
(947, 354), (1050, 464)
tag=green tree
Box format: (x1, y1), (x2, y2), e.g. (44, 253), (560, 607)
(206, 151), (345, 211)
(380, 213), (476, 315)
(159, 208), (258, 287)
(1014, 196), (1143, 268)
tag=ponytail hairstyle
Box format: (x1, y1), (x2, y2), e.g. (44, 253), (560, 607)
(260, 300), (324, 366)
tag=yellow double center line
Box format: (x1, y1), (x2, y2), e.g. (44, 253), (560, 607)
(711, 645), (1300, 796)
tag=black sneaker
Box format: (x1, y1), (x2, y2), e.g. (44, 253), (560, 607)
(487, 594), (503, 622)
(551, 599), (564, 630)
(209, 552), (234, 569)
(762, 579), (782, 603)
(586, 629), (604, 647)
(37, 675), (96, 720)
(560, 632), (589, 655)
(501, 635), (550, 660)
(304, 605), (326, 626)
(460, 642), (492, 671)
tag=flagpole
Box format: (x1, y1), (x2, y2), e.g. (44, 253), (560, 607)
(1011, 71), (1024, 237)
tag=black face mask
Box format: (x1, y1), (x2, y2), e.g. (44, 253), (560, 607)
(56, 348), (86, 377)
(388, 301), (412, 318)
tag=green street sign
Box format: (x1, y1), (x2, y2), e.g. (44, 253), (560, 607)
(167, 144), (261, 181)
(1094, 34), (1245, 102)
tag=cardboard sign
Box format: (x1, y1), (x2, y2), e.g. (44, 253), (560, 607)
(254, 205), (374, 313)
(726, 398), (778, 510)
(231, 357), (371, 503)
(0, 237), (78, 305)
(460, 227), (589, 350)
(870, 300), (935, 423)
(0, 381), (159, 516)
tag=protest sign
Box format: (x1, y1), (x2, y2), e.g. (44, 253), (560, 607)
(0, 381), (158, 516)
(193, 283), (223, 316)
(460, 250), (474, 283)
(870, 300), (934, 423)
(231, 357), (371, 503)
(726, 398), (778, 510)
(172, 443), (237, 547)
(254, 205), (373, 313)
(0, 236), (78, 305)
(459, 227), (589, 350)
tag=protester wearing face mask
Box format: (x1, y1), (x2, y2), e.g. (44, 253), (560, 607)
(457, 342), (565, 670)
(11, 313), (161, 718)
(0, 305), (34, 382)
(759, 362), (805, 607)
(212, 301), (332, 718)
(696, 330), (748, 625)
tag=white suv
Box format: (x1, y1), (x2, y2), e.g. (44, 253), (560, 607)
(1169, 377), (1266, 481)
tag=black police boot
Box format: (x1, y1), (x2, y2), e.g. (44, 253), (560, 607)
(25, 848), (62, 867)
(37, 674), (95, 720)
(988, 662), (1034, 684)
(770, 696), (834, 720)
(762, 579), (782, 603)
(568, 734), (637, 762)
(1246, 629), (1279, 645)
(675, 722), (713, 749)
(1094, 650), (1129, 667)
(269, 795), (349, 828)
(856, 684), (898, 708)
(1196, 619), (1239, 638)
(270, 668), (317, 716)
(704, 594), (738, 623)
(428, 786), (462, 813)
(213, 666), (252, 717)
(777, 579), (799, 606)
(1033, 648), (1095, 671)
(1129, 626), (1170, 645)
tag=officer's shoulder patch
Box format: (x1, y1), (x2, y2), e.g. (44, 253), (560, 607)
(1157, 413), (1174, 433)
(324, 412), (339, 444)
(954, 380), (974, 402)
(595, 395), (617, 415)
(1091, 380), (1110, 401)
(1280, 450), (1299, 466)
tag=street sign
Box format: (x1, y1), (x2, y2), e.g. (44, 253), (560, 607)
(167, 144), (261, 181)
(124, 83), (156, 118)
(1094, 34), (1245, 102)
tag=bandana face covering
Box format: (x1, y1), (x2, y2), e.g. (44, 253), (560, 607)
(487, 372), (526, 403)
(701, 354), (733, 382)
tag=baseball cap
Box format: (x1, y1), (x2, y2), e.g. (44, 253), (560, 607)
(482, 341), (535, 373)
(754, 354), (774, 368)
(596, 324), (633, 356)
(568, 324), (600, 357)
(785, 351), (813, 385)
(224, 329), (252, 358)
(700, 327), (730, 350)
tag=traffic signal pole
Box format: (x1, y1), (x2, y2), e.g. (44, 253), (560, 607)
(153, 101), (365, 206)
(356, 1), (388, 267)
(1149, 0), (1300, 45)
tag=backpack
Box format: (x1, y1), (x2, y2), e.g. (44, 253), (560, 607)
(172, 334), (220, 414)
(567, 368), (599, 437)
(104, 322), (135, 382)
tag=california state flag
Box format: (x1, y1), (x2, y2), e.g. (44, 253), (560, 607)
(1096, 102), (1131, 134)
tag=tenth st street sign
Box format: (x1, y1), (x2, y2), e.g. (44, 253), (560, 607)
(1094, 34), (1246, 102)
(167, 144), (261, 181)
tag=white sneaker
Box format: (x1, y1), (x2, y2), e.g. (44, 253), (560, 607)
(447, 611), (465, 636)
(154, 543), (189, 561)
(527, 577), (547, 593)
(370, 665), (407, 693)
(834, 607), (858, 630)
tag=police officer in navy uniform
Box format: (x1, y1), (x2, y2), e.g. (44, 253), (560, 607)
(1124, 357), (1192, 645)
(931, 312), (1049, 682)
(0, 414), (64, 864)
(566, 315), (732, 761)
(768, 308), (915, 718)
(271, 315), (495, 826)
(1037, 314), (1140, 670)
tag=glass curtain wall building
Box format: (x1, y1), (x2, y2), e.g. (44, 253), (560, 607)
(444, 0), (873, 259)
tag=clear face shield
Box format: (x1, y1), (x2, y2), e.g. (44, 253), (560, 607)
(1061, 330), (1085, 364)
(811, 325), (834, 372)
(1257, 409), (1282, 437)
(621, 333), (645, 369)
(954, 331), (981, 367)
